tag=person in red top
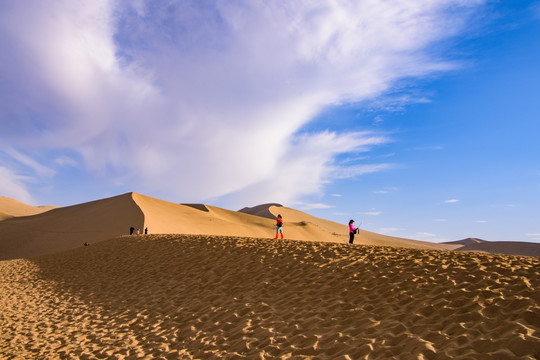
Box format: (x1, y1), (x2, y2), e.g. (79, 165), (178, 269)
(275, 214), (284, 239)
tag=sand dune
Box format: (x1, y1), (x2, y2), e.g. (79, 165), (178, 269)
(132, 193), (347, 243)
(1, 234), (538, 359)
(0, 193), (144, 260)
(444, 238), (489, 246)
(239, 203), (283, 219)
(0, 196), (55, 221)
(133, 193), (274, 238)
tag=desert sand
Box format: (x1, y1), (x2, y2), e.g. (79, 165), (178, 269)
(1, 234), (539, 359)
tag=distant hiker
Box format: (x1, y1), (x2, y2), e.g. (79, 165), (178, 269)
(84, 242), (90, 246)
(130, 226), (135, 235)
(144, 227), (148, 235)
(136, 228), (140, 235)
(349, 219), (360, 244)
(275, 214), (284, 239)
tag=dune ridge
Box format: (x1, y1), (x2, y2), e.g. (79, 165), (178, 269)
(1, 234), (538, 359)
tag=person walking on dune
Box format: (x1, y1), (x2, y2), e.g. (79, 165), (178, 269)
(275, 214), (284, 239)
(349, 219), (360, 244)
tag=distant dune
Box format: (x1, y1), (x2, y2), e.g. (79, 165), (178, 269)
(238, 203), (283, 219)
(443, 237), (489, 246)
(443, 238), (540, 257)
(0, 196), (56, 221)
(1, 234), (538, 358)
(455, 241), (540, 257)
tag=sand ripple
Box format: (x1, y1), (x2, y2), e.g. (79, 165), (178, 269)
(1, 235), (539, 359)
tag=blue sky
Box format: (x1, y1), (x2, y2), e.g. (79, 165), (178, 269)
(1, 1), (539, 243)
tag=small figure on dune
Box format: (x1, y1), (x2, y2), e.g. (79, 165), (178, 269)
(348, 219), (361, 244)
(84, 242), (90, 246)
(145, 227), (148, 235)
(136, 228), (140, 235)
(275, 214), (284, 239)
(130, 226), (135, 235)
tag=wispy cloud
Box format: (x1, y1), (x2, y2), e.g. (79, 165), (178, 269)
(0, 166), (36, 204)
(526, 233), (540, 241)
(361, 210), (382, 216)
(54, 156), (78, 167)
(374, 186), (399, 194)
(294, 202), (335, 210)
(5, 149), (55, 178)
(415, 232), (437, 238)
(0, 0), (485, 205)
(379, 227), (404, 234)
(444, 199), (460, 203)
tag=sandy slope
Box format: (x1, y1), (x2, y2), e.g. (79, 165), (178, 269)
(266, 205), (457, 251)
(133, 193), (346, 242)
(0, 193), (144, 260)
(1, 235), (538, 359)
(132, 193), (273, 238)
(0, 196), (56, 221)
(135, 195), (453, 249)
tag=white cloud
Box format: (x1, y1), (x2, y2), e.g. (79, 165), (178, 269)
(415, 232), (437, 238)
(294, 202), (335, 210)
(0, 0), (485, 204)
(474, 220), (488, 223)
(331, 194), (342, 197)
(5, 149), (55, 178)
(54, 156), (78, 167)
(374, 186), (399, 194)
(379, 227), (403, 234)
(413, 231), (450, 242)
(444, 199), (460, 203)
(361, 210), (382, 216)
(0, 166), (35, 204)
(526, 233), (540, 241)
